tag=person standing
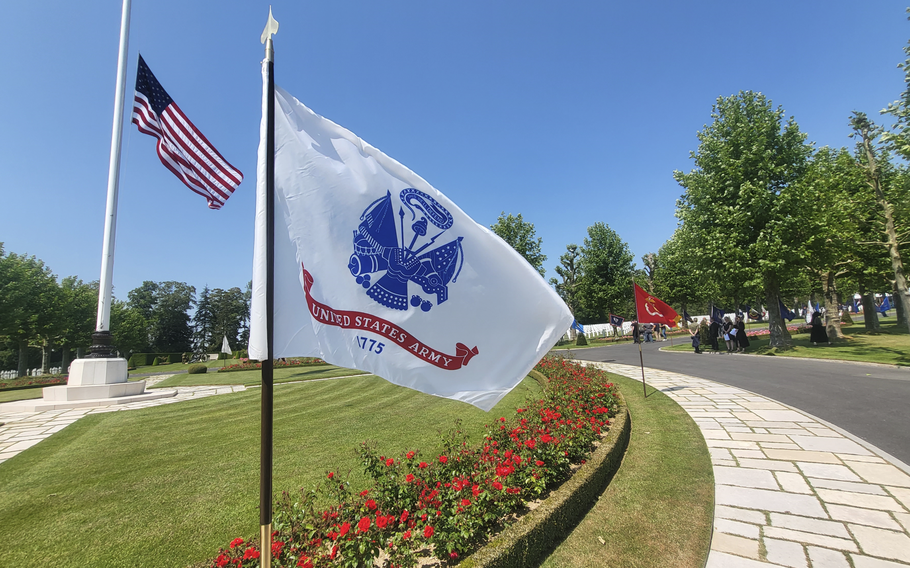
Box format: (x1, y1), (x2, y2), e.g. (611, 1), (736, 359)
(708, 318), (720, 352)
(810, 311), (829, 345)
(689, 327), (702, 354)
(723, 316), (736, 352)
(734, 315), (750, 352)
(631, 320), (641, 344)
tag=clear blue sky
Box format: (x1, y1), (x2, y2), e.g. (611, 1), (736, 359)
(1, 1), (908, 300)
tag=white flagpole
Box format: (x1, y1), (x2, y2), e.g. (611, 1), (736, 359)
(95, 0), (132, 344)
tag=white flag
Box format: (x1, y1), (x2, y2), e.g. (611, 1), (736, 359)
(221, 335), (232, 355)
(249, 63), (572, 411)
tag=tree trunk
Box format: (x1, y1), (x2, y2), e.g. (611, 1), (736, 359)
(860, 292), (880, 332)
(821, 271), (844, 341)
(894, 282), (906, 330)
(764, 275), (792, 348)
(41, 339), (50, 375)
(17, 339), (28, 378)
(61, 347), (72, 374)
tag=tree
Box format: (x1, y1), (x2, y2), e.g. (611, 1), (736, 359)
(641, 253), (657, 294)
(674, 91), (813, 347)
(127, 281), (195, 352)
(574, 223), (635, 323)
(549, 244), (580, 338)
(651, 228), (712, 325)
(193, 285), (215, 354)
(110, 301), (150, 357)
(56, 277), (97, 369)
(852, 114), (910, 333)
(490, 212), (547, 277)
(210, 287), (246, 352)
(0, 246), (60, 376)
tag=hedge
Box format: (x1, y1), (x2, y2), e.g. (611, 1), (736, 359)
(128, 353), (184, 367)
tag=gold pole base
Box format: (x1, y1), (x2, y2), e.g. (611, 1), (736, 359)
(260, 523), (272, 568)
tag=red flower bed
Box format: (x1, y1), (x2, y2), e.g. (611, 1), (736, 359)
(208, 356), (619, 567)
(744, 324), (808, 338)
(0, 375), (68, 391)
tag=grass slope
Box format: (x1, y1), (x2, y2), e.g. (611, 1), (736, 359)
(541, 373), (714, 568)
(149, 364), (367, 388)
(0, 375), (539, 568)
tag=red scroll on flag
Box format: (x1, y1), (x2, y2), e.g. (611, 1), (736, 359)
(634, 283), (681, 327)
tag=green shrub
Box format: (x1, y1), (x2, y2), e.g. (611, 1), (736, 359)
(187, 364), (207, 375)
(151, 358), (158, 367)
(841, 312), (854, 325)
(575, 333), (588, 346)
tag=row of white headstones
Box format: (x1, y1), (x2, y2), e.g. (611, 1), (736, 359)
(0, 368), (63, 380)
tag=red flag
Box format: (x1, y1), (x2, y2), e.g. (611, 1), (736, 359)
(634, 283), (681, 327)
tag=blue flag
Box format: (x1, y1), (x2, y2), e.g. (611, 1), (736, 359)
(879, 296), (891, 315)
(778, 298), (795, 322)
(851, 298), (859, 313)
(710, 305), (725, 324)
(571, 320), (585, 333)
(683, 309), (693, 323)
(609, 314), (624, 327)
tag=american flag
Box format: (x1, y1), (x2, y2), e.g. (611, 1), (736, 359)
(131, 55), (242, 209)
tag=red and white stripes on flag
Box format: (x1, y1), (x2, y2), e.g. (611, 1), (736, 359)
(131, 55), (242, 209)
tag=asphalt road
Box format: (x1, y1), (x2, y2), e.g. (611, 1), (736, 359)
(563, 341), (910, 466)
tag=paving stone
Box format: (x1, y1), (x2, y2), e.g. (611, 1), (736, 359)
(716, 486), (826, 517)
(730, 432), (792, 443)
(703, 429), (732, 440)
(826, 504), (903, 531)
(893, 512), (910, 533)
(815, 488), (905, 512)
(715, 459), (738, 467)
(763, 526), (858, 552)
(739, 401), (788, 410)
(808, 477), (888, 496)
(765, 449), (841, 464)
(737, 458), (799, 473)
(789, 435), (874, 456)
(769, 512), (850, 538)
(762, 442), (802, 450)
(849, 524), (910, 562)
(745, 421), (802, 429)
(710, 447), (734, 460)
(714, 517), (760, 539)
(806, 546), (850, 568)
(840, 455), (887, 464)
(804, 427), (843, 438)
(775, 472), (813, 494)
(850, 555), (910, 568)
(797, 463), (863, 482)
(752, 409), (810, 422)
(707, 551), (787, 568)
(847, 462), (910, 488)
(715, 465), (780, 489)
(732, 449), (766, 460)
(764, 537), (808, 568)
(710, 531), (761, 559)
(715, 505), (767, 525)
(768, 429), (815, 436)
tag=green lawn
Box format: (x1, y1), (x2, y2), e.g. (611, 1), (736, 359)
(149, 364), (368, 388)
(129, 359), (241, 376)
(0, 374), (541, 568)
(666, 320), (910, 366)
(0, 388), (44, 403)
(541, 373), (713, 568)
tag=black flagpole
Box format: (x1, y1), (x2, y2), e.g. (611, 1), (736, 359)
(633, 283), (647, 398)
(260, 10), (277, 568)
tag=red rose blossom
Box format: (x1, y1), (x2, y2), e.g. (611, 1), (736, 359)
(366, 499), (377, 511)
(327, 472), (334, 479)
(439, 455), (448, 464)
(229, 538), (244, 549)
(424, 525), (435, 538)
(358, 516), (371, 533)
(339, 522), (351, 537)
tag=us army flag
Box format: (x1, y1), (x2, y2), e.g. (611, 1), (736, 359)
(249, 65), (572, 411)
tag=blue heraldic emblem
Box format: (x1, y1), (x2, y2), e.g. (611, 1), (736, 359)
(348, 188), (465, 312)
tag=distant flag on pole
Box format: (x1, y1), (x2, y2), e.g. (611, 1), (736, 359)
(710, 305), (725, 324)
(221, 335), (232, 356)
(778, 298), (795, 322)
(633, 283), (681, 327)
(248, 76), (573, 411)
(851, 298), (860, 313)
(571, 320), (585, 333)
(132, 55), (243, 210)
(806, 299), (815, 324)
(609, 314), (624, 328)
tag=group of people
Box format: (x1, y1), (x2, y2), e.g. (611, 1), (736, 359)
(688, 315), (750, 354)
(630, 321), (669, 343)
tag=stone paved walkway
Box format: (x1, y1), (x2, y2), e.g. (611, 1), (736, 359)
(0, 376), (246, 465)
(592, 361), (910, 568)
